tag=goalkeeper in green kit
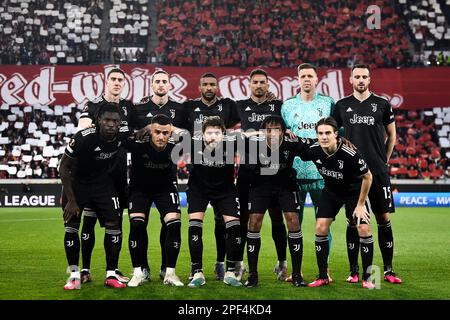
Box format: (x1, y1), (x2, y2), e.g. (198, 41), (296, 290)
(281, 63), (335, 282)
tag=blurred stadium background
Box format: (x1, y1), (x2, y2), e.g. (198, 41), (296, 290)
(0, 0), (449, 300)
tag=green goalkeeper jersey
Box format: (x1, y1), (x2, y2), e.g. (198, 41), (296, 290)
(281, 93), (334, 180)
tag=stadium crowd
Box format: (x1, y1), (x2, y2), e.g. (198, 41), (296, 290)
(1, 0), (450, 67)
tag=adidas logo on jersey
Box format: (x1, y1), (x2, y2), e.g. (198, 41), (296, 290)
(245, 107), (252, 111)
(94, 147), (101, 151)
(146, 112), (153, 117)
(316, 159), (322, 164)
(346, 107), (353, 112)
(194, 107), (201, 112)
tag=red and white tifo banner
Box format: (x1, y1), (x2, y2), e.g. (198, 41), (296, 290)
(0, 65), (449, 110)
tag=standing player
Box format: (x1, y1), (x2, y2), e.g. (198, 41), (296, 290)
(184, 117), (243, 288)
(125, 115), (183, 287)
(130, 69), (189, 280)
(244, 116), (306, 288)
(74, 68), (132, 284)
(235, 69), (288, 281)
(303, 117), (374, 289)
(281, 63), (334, 281)
(60, 103), (127, 290)
(184, 72), (241, 281)
(333, 64), (401, 284)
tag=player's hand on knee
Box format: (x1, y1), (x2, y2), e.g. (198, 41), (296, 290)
(353, 205), (370, 225)
(63, 200), (80, 223)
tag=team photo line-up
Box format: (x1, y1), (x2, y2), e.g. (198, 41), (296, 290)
(60, 63), (402, 290)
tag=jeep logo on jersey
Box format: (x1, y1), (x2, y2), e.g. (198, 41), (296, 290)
(170, 109), (176, 119)
(371, 103), (377, 112)
(349, 114), (375, 125)
(195, 114), (214, 124)
(248, 113), (269, 122)
(297, 122), (316, 130)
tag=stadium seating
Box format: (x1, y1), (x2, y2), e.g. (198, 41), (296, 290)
(389, 108), (447, 180)
(155, 0), (412, 68)
(110, 0), (150, 50)
(0, 104), (79, 178)
(0, 0), (103, 65)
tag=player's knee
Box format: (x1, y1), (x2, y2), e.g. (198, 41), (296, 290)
(357, 223), (371, 237)
(375, 213), (390, 224)
(315, 221), (329, 235)
(283, 213), (299, 230)
(248, 214), (262, 231)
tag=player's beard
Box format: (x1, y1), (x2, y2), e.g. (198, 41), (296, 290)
(253, 89), (265, 98)
(202, 92), (216, 102)
(155, 90), (167, 97)
(354, 84), (368, 94)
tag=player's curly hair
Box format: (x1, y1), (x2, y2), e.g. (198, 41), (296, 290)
(202, 116), (226, 133)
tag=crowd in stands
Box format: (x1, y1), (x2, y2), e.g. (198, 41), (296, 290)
(0, 0), (104, 65)
(155, 0), (412, 68)
(389, 108), (448, 180)
(110, 0), (150, 48)
(0, 104), (447, 181)
(0, 104), (78, 179)
(1, 0), (450, 67)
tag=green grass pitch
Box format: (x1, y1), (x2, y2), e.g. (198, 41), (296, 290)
(0, 207), (449, 300)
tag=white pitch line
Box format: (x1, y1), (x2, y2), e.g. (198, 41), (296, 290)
(0, 218), (61, 223)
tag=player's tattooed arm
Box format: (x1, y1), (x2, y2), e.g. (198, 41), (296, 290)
(59, 154), (80, 223)
(353, 170), (373, 225)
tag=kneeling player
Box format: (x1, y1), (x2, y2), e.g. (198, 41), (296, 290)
(245, 116), (307, 288)
(185, 117), (242, 288)
(126, 114), (183, 287)
(59, 103), (127, 289)
(301, 117), (375, 289)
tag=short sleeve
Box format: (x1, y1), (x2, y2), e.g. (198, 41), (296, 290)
(382, 101), (395, 126)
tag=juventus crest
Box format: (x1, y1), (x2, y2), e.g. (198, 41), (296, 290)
(170, 109), (176, 119)
(371, 103), (377, 112)
(338, 160), (344, 169)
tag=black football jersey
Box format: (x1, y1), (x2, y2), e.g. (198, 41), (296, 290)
(125, 136), (177, 191)
(245, 135), (307, 190)
(64, 127), (129, 183)
(236, 98), (283, 131)
(79, 95), (133, 129)
(129, 96), (189, 130)
(185, 97), (240, 135)
(299, 139), (369, 196)
(333, 93), (395, 175)
(186, 135), (237, 192)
